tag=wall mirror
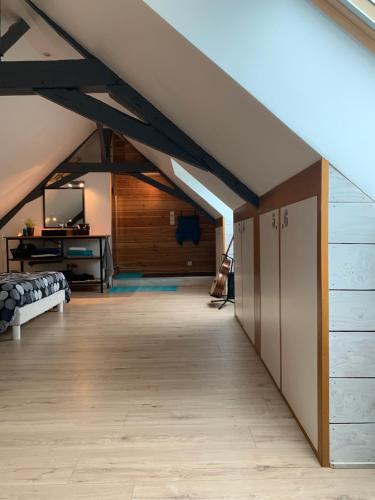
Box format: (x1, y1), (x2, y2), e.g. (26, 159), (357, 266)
(43, 188), (85, 228)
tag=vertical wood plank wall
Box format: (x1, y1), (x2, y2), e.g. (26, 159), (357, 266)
(329, 166), (375, 466)
(112, 136), (216, 275)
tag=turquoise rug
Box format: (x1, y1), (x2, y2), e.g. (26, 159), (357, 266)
(113, 272), (143, 280)
(109, 285), (178, 293)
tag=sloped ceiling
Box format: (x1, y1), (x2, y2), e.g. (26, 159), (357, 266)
(0, 1), (94, 219)
(1, 0), (321, 222)
(144, 0), (375, 199)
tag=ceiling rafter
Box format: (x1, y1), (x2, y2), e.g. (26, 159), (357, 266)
(131, 173), (217, 225)
(0, 19), (29, 56)
(37, 88), (200, 166)
(20, 0), (259, 207)
(57, 162), (158, 174)
(0, 59), (120, 95)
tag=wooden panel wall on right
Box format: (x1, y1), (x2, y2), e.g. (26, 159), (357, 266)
(329, 166), (375, 466)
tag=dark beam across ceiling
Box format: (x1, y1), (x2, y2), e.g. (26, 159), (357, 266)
(37, 89), (201, 166)
(0, 60), (120, 95)
(57, 162), (158, 174)
(132, 173), (217, 225)
(0, 19), (30, 56)
(47, 173), (84, 189)
(20, 0), (259, 207)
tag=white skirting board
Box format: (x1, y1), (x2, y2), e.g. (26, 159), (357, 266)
(10, 290), (66, 340)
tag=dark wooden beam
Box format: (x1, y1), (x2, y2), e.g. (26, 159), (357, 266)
(37, 89), (198, 165)
(109, 88), (258, 206)
(57, 162), (158, 174)
(0, 19), (30, 56)
(0, 130), (96, 230)
(132, 173), (217, 225)
(113, 133), (217, 223)
(97, 125), (112, 162)
(156, 168), (219, 225)
(22, 0), (259, 207)
(24, 0), (92, 58)
(0, 60), (120, 95)
(47, 173), (83, 189)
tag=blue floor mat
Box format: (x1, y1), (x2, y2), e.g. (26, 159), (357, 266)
(109, 285), (178, 293)
(113, 272), (143, 280)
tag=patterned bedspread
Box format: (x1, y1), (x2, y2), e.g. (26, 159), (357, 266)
(0, 272), (71, 333)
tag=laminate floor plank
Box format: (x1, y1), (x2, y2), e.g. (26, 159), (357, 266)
(0, 287), (374, 499)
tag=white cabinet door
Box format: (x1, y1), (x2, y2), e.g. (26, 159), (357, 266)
(242, 218), (255, 343)
(280, 196), (318, 450)
(234, 221), (243, 323)
(260, 210), (281, 387)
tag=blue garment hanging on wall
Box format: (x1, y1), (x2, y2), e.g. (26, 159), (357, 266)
(176, 214), (201, 245)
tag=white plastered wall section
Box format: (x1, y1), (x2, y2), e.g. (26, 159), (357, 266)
(329, 166), (375, 466)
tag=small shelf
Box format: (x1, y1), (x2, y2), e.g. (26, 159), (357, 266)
(64, 256), (101, 260)
(5, 235), (109, 293)
(9, 256), (101, 261)
(9, 257), (63, 263)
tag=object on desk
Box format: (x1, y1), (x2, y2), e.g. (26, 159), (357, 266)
(30, 247), (61, 258)
(41, 228), (68, 236)
(73, 223), (90, 235)
(67, 249), (93, 257)
(69, 247), (87, 251)
(24, 218), (36, 237)
(11, 243), (36, 259)
(64, 268), (95, 282)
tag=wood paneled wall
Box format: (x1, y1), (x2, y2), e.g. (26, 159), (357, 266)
(328, 166), (375, 466)
(112, 137), (216, 275)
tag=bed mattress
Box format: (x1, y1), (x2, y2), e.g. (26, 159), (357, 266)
(0, 271), (71, 333)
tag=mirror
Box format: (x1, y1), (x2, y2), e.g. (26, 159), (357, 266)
(43, 188), (85, 228)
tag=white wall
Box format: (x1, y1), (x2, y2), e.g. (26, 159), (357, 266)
(145, 0), (375, 199)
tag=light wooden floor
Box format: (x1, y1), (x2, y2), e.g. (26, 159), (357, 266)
(0, 286), (374, 499)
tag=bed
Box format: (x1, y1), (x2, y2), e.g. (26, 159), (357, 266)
(0, 271), (71, 340)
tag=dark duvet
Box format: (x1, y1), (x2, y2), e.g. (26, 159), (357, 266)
(0, 271), (71, 333)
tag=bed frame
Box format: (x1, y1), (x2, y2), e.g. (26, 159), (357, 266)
(10, 290), (66, 340)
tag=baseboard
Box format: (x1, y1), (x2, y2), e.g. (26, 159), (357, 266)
(331, 462), (375, 469)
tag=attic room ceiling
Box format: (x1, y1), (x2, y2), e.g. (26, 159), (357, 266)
(0, 0), (321, 221)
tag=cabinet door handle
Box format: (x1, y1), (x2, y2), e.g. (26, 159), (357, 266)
(282, 209), (288, 229)
(272, 212), (278, 230)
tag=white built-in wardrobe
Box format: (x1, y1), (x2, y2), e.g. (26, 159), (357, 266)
(235, 196), (319, 452)
(234, 217), (255, 344)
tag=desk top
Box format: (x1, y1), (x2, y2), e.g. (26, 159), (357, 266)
(5, 235), (110, 240)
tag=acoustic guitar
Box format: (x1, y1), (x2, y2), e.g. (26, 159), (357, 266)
(210, 237), (233, 299)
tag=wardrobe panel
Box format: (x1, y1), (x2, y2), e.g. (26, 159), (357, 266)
(260, 210), (281, 387)
(281, 196), (318, 450)
(242, 218), (255, 343)
(234, 221), (243, 323)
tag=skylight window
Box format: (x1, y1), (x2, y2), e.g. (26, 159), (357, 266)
(340, 0), (375, 28)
